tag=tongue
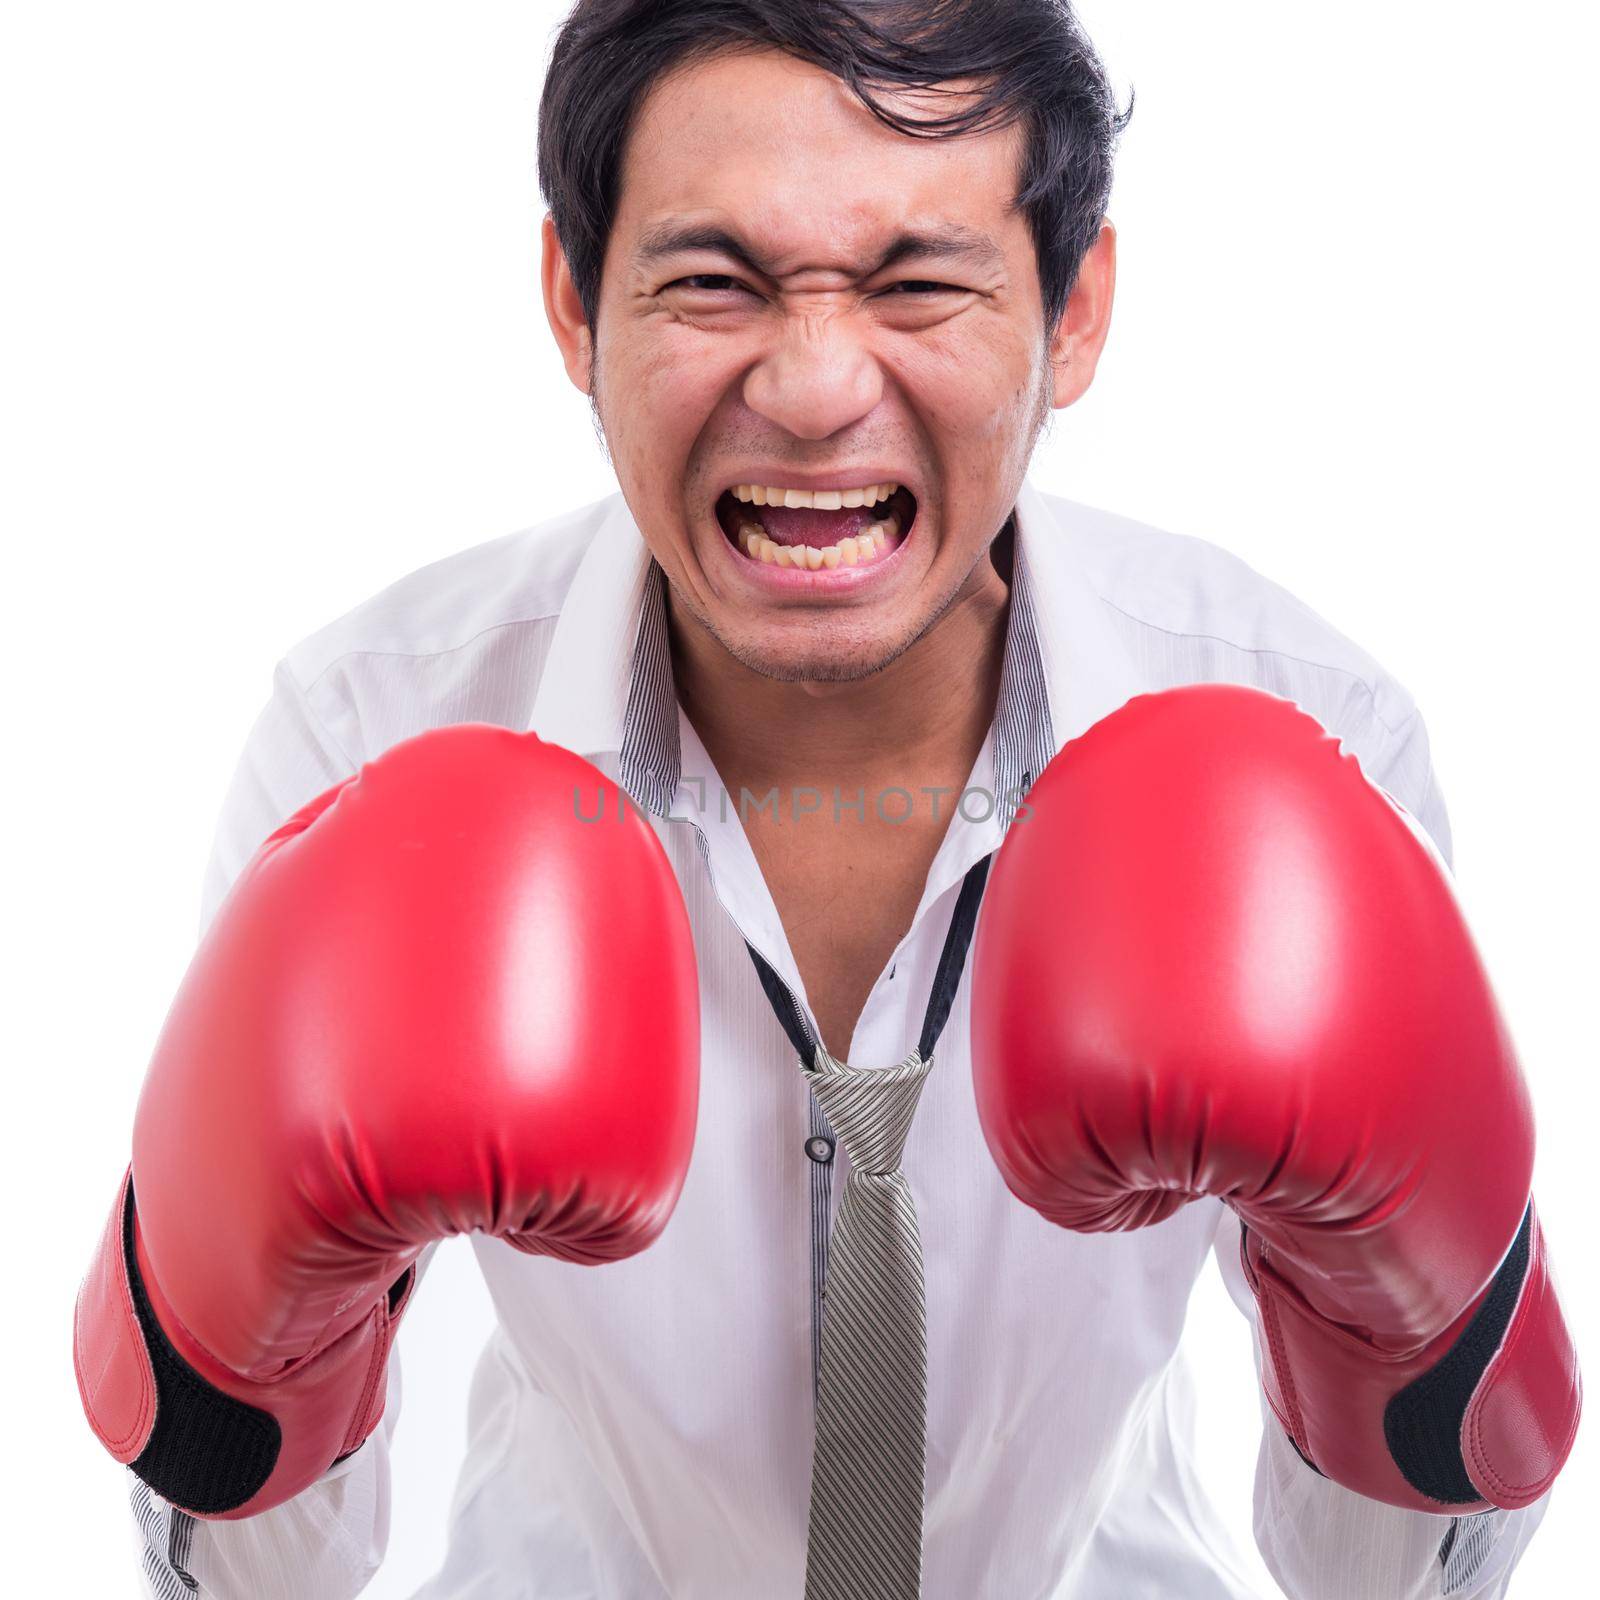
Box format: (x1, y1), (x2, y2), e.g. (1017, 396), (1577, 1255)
(754, 505), (879, 548)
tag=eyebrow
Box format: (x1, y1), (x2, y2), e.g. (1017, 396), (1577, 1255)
(633, 219), (1004, 279)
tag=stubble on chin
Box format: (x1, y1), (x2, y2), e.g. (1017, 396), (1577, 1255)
(589, 346), (1053, 688)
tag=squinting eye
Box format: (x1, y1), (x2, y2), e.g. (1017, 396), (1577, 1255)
(668, 275), (748, 293)
(883, 281), (963, 295)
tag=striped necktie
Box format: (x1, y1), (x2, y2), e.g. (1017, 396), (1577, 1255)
(746, 856), (992, 1599)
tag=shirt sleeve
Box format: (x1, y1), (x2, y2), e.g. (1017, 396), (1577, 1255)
(129, 1360), (400, 1600)
(1209, 703), (1554, 1599)
(125, 660), (409, 1600)
(197, 661), (363, 932)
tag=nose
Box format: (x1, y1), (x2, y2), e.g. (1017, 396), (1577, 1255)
(741, 309), (884, 440)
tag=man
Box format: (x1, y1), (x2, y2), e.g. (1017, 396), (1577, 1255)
(74, 2), (1577, 1596)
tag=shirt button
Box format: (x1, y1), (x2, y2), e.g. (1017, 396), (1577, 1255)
(805, 1135), (836, 1164)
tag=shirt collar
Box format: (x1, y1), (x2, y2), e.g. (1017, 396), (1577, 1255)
(1009, 475), (1147, 754)
(526, 489), (661, 775)
(528, 476), (1146, 825)
(892, 476), (1147, 935)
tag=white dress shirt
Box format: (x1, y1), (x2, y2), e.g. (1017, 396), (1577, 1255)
(127, 479), (1550, 1599)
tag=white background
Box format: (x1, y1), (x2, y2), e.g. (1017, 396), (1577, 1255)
(3, 2), (1594, 1594)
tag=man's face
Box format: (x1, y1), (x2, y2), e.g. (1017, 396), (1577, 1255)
(553, 48), (1091, 683)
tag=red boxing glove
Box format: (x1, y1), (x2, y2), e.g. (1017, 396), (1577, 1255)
(971, 685), (1580, 1512)
(74, 725), (700, 1518)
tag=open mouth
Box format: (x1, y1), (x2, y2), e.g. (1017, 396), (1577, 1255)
(714, 480), (919, 571)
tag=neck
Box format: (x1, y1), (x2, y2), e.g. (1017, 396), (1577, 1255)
(670, 523), (1014, 803)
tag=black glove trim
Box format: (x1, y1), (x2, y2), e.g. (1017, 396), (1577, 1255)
(1383, 1201), (1532, 1505)
(123, 1178), (282, 1515)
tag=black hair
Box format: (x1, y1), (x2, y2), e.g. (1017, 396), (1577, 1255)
(537, 0), (1131, 337)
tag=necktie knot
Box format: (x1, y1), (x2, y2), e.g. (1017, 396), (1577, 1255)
(802, 1045), (932, 1176)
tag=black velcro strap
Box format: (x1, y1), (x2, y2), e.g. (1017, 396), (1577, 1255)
(1383, 1202), (1534, 1505)
(122, 1180), (282, 1515)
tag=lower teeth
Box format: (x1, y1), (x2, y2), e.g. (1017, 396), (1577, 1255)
(736, 513), (900, 570)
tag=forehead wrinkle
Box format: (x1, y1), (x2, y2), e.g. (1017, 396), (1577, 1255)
(633, 216), (1005, 282)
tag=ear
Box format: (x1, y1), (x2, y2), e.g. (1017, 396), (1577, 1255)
(1048, 219), (1117, 409)
(541, 213), (595, 395)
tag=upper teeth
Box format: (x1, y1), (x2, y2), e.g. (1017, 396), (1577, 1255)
(730, 482), (899, 509)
